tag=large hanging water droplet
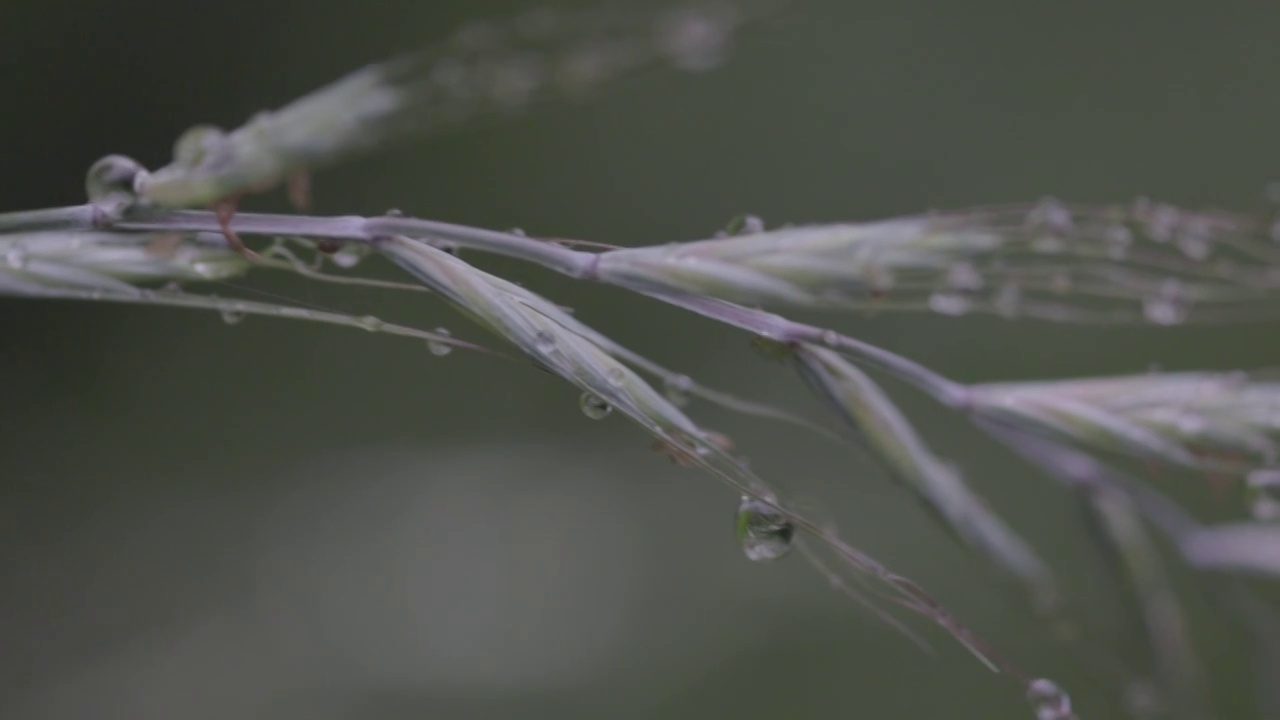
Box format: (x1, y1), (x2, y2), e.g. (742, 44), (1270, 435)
(1246, 468), (1280, 521)
(663, 374), (693, 407)
(427, 327), (454, 357)
(735, 496), (794, 562)
(579, 392), (612, 420)
(1026, 678), (1073, 720)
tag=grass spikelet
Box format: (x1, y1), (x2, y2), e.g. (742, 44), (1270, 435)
(595, 200), (1280, 324)
(970, 371), (1280, 475)
(0, 230), (249, 292)
(789, 343), (1060, 612)
(379, 234), (725, 443)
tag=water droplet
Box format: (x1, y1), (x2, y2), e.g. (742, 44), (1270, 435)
(820, 329), (840, 347)
(579, 392), (612, 420)
(219, 307), (245, 325)
(1104, 225), (1133, 259)
(1246, 469), (1280, 521)
(331, 246), (364, 269)
(358, 315), (384, 332)
(605, 367), (627, 387)
(85, 154), (143, 205)
(1176, 231), (1212, 261)
(1027, 197), (1074, 234)
(1143, 203), (1181, 243)
(695, 430), (734, 457)
(5, 249), (27, 270)
(1142, 278), (1189, 325)
(945, 262), (984, 291)
(735, 496), (794, 562)
(510, 227), (527, 237)
(663, 374), (694, 406)
(427, 327), (454, 357)
(533, 331), (557, 354)
(928, 292), (971, 316)
(1026, 678), (1073, 720)
(721, 214), (765, 236)
(191, 262), (219, 278)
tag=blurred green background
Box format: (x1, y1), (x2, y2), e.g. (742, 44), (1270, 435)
(1, 1), (1278, 718)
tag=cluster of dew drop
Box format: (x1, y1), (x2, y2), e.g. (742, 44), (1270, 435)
(924, 197), (1080, 320)
(914, 193), (1280, 324)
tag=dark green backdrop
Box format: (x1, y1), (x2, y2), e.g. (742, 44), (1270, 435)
(1, 1), (1277, 718)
